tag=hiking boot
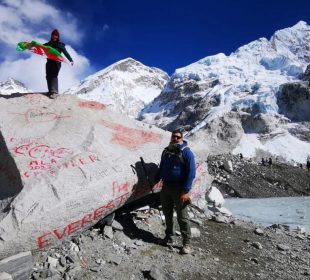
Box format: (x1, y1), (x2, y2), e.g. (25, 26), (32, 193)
(49, 93), (58, 99)
(158, 236), (175, 246)
(180, 244), (192, 254)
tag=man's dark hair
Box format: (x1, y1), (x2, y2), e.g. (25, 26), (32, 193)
(172, 129), (183, 138)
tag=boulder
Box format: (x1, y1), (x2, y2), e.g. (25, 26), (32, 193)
(0, 94), (209, 259)
(206, 186), (225, 206)
(223, 159), (233, 173)
(278, 82), (310, 121)
(0, 251), (33, 280)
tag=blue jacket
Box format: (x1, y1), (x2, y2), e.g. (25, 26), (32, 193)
(158, 140), (196, 193)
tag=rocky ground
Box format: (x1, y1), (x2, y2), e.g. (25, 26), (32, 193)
(207, 154), (310, 198)
(2, 155), (310, 280)
(29, 206), (310, 280)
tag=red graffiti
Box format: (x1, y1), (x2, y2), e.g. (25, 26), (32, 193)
(23, 154), (99, 179)
(36, 194), (127, 249)
(78, 101), (106, 110)
(11, 140), (99, 179)
(13, 142), (73, 159)
(112, 181), (130, 197)
(101, 120), (162, 149)
(36, 179), (163, 249)
(24, 94), (47, 105)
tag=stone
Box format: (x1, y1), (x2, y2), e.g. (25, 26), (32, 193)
(103, 225), (114, 239)
(191, 228), (201, 238)
(0, 272), (13, 280)
(212, 215), (229, 224)
(277, 244), (290, 251)
(0, 251), (33, 280)
(144, 265), (174, 280)
(32, 272), (41, 280)
(95, 259), (105, 265)
(69, 242), (80, 252)
(89, 266), (100, 272)
(112, 220), (124, 231)
(109, 255), (122, 265)
(59, 256), (67, 267)
(47, 256), (58, 268)
(254, 228), (264, 236)
(295, 226), (306, 234)
(134, 240), (144, 246)
(223, 159), (233, 173)
(136, 206), (150, 211)
(251, 242), (263, 250)
(206, 187), (225, 207)
(190, 218), (203, 226)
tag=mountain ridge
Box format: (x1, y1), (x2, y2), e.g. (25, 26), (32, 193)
(2, 21), (310, 163)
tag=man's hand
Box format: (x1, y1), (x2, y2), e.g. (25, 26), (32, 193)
(180, 192), (191, 204)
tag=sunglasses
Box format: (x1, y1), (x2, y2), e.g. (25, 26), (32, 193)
(171, 135), (182, 139)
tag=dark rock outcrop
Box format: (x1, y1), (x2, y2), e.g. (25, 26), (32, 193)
(277, 82), (310, 121)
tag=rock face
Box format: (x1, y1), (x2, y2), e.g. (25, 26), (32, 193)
(278, 82), (310, 122)
(0, 93), (208, 259)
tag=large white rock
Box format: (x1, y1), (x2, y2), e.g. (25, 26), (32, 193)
(0, 94), (209, 259)
(206, 186), (225, 206)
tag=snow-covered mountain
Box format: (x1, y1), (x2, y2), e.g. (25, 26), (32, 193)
(0, 78), (29, 95)
(63, 58), (169, 118)
(139, 21), (310, 163)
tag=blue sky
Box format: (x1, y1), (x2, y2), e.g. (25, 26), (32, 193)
(52, 0), (310, 74)
(0, 0), (310, 91)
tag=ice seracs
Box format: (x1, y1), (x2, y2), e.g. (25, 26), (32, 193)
(139, 21), (310, 163)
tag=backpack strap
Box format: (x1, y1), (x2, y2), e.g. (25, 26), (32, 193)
(161, 145), (189, 164)
(179, 146), (189, 164)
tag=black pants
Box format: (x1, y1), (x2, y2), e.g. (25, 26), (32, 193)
(160, 183), (191, 245)
(46, 60), (61, 94)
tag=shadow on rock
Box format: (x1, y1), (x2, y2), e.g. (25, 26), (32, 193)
(0, 132), (23, 211)
(116, 212), (162, 245)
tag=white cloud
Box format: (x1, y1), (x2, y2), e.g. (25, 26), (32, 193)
(0, 0), (90, 91)
(102, 24), (110, 32)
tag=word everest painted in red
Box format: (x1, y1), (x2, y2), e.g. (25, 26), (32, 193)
(101, 120), (162, 149)
(78, 101), (106, 110)
(36, 180), (163, 249)
(37, 195), (126, 249)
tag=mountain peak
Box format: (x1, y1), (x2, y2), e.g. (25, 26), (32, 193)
(140, 21), (310, 163)
(0, 78), (29, 95)
(64, 58), (169, 118)
(291, 20), (309, 30)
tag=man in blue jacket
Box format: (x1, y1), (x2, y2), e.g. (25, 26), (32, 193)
(158, 129), (196, 254)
